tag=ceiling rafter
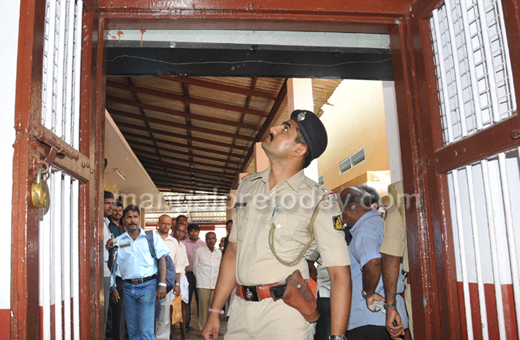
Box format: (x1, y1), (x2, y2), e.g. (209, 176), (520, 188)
(122, 131), (245, 159)
(109, 109), (255, 141)
(107, 80), (270, 117)
(139, 157), (236, 179)
(151, 177), (229, 191)
(116, 121), (250, 151)
(152, 179), (228, 193)
(144, 166), (234, 187)
(107, 95), (261, 130)
(158, 76), (278, 100)
(146, 167), (233, 187)
(237, 80), (288, 177)
(133, 149), (239, 171)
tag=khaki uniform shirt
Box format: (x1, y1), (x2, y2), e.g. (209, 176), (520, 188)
(379, 180), (409, 273)
(229, 168), (350, 286)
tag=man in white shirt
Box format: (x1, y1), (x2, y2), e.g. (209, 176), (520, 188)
(154, 215), (181, 340)
(173, 223), (190, 339)
(103, 191), (114, 335)
(193, 232), (222, 333)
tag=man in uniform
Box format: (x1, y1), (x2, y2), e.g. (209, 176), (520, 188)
(202, 110), (351, 340)
(379, 180), (412, 339)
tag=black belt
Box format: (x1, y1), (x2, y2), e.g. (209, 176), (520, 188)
(236, 283), (287, 301)
(124, 274), (156, 285)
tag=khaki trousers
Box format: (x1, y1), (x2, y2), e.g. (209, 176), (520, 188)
(197, 288), (215, 332)
(225, 296), (315, 340)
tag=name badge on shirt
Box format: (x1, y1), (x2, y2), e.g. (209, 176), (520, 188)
(234, 202), (247, 208)
(333, 215), (343, 230)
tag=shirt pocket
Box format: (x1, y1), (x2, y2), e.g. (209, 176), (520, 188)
(262, 217), (302, 257)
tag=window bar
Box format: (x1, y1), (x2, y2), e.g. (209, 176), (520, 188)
(71, 0), (82, 150)
(481, 159), (507, 339)
(432, 9), (456, 145)
(465, 164), (490, 339)
(495, 0), (517, 111)
(63, 0), (73, 145)
(475, 0), (501, 123)
(53, 0), (66, 139)
(53, 172), (64, 340)
(71, 179), (80, 340)
(62, 175), (72, 339)
(458, 0), (484, 130)
(498, 152), (520, 333)
(41, 0), (57, 130)
(451, 169), (475, 340)
(444, 0), (468, 137)
(41, 171), (54, 340)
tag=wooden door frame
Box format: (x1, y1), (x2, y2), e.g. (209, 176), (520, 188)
(12, 0), (520, 338)
(11, 0), (105, 338)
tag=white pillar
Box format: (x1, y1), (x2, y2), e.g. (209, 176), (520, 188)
(382, 81), (403, 183)
(287, 78), (319, 182)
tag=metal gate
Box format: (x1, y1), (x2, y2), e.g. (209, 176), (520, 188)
(11, 0), (103, 338)
(429, 0), (519, 339)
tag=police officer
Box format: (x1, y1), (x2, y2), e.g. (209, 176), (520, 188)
(202, 110), (351, 340)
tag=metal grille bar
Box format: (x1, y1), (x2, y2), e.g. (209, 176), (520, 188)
(430, 0), (516, 146)
(40, 1), (83, 338)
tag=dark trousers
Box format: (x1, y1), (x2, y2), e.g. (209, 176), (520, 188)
(110, 276), (126, 340)
(315, 295), (331, 340)
(347, 325), (391, 340)
(186, 271), (199, 331)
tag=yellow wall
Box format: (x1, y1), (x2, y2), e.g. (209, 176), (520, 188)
(318, 80), (390, 192)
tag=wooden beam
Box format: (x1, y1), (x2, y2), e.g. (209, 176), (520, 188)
(255, 79), (288, 143)
(109, 109), (255, 141)
(123, 131), (244, 159)
(125, 137), (242, 165)
(116, 121), (250, 151)
(146, 167), (232, 186)
(434, 114), (520, 174)
(107, 80), (270, 117)
(144, 165), (233, 186)
(107, 95), (260, 130)
(236, 79), (288, 177)
(152, 178), (230, 192)
(133, 148), (239, 171)
(158, 76), (278, 100)
(139, 156), (237, 179)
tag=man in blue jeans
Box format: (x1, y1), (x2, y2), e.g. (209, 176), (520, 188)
(107, 205), (170, 340)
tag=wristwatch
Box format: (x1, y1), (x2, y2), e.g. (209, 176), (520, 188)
(361, 289), (374, 299)
(329, 336), (347, 340)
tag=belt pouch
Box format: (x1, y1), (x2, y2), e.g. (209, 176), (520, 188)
(282, 269), (319, 323)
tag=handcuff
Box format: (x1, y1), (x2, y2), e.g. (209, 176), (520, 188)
(329, 336), (347, 340)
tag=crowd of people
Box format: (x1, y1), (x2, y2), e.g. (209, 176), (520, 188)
(103, 191), (232, 340)
(102, 109), (411, 340)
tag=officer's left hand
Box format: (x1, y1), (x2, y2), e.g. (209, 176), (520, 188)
(156, 285), (166, 299)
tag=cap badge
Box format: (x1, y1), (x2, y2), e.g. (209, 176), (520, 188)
(297, 111), (306, 121)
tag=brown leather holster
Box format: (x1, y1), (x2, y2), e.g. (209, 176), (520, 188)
(282, 269), (319, 323)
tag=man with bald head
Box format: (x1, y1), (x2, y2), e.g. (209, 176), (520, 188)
(193, 232), (222, 333)
(155, 214), (182, 340)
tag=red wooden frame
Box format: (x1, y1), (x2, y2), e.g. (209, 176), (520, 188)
(12, 0), (520, 338)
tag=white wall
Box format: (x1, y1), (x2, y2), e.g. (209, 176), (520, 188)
(0, 0), (21, 310)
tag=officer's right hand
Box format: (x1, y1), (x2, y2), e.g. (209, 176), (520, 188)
(201, 312), (221, 340)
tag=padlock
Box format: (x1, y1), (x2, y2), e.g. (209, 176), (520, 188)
(31, 167), (50, 209)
